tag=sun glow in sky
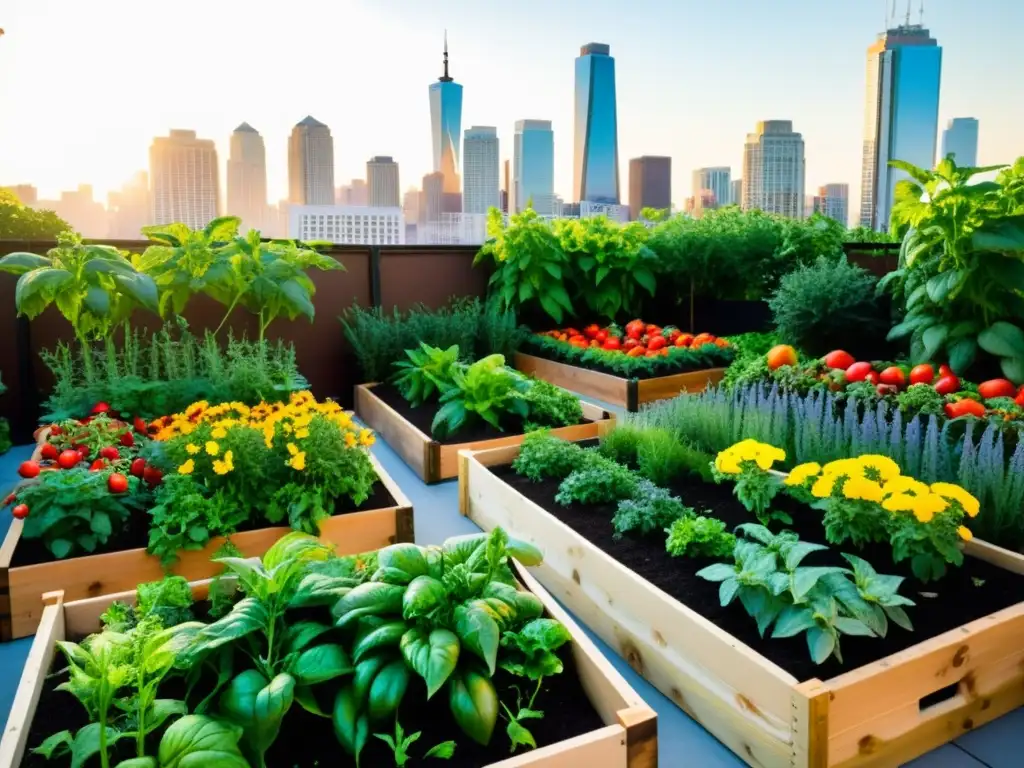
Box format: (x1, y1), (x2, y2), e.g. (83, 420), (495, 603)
(1, 0), (1022, 219)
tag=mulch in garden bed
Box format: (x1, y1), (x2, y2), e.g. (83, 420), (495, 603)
(10, 480), (397, 568)
(22, 623), (603, 768)
(370, 383), (591, 446)
(490, 460), (1024, 683)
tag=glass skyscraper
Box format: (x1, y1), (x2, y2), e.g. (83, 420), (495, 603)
(573, 43), (619, 205)
(513, 120), (555, 216)
(860, 22), (942, 231)
(940, 118), (979, 166)
(429, 35), (464, 196)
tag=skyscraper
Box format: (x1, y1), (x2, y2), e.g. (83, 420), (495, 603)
(573, 43), (619, 204)
(337, 180), (367, 207)
(367, 156), (400, 207)
(429, 34), (464, 196)
(512, 120), (555, 216)
(730, 179), (742, 207)
(227, 122), (267, 231)
(940, 118), (979, 166)
(108, 172), (150, 239)
(811, 184), (850, 226)
(860, 19), (942, 230)
(742, 121), (805, 219)
(422, 171), (445, 225)
(628, 156), (671, 220)
(501, 159), (510, 213)
(692, 167), (731, 210)
(149, 129), (219, 228)
(288, 116), (335, 205)
(463, 126), (500, 214)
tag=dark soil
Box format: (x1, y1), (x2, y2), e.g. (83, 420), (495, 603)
(489, 459), (1024, 683)
(11, 480), (397, 568)
(22, 626), (603, 767)
(370, 383), (591, 445)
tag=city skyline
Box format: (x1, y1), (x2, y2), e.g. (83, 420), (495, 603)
(1, 0), (1022, 223)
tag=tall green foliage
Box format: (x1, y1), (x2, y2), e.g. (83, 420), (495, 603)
(0, 189), (71, 239)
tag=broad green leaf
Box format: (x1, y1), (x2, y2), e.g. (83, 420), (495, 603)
(978, 322), (1024, 360)
(807, 628), (836, 665)
(373, 543), (431, 584)
(142, 699), (187, 735)
(353, 621), (407, 664)
(112, 273), (160, 313)
(203, 216), (242, 242)
(506, 718), (537, 752)
(218, 669), (268, 726)
(696, 563), (736, 582)
(292, 643), (353, 684)
(69, 723), (123, 768)
(925, 271), (962, 303)
(15, 267), (74, 319)
(332, 687), (369, 764)
(634, 268), (657, 294)
(352, 654), (390, 705)
(423, 740), (457, 758)
(251, 673), (295, 753)
(367, 659), (410, 722)
(948, 336), (978, 375)
(834, 617), (875, 637)
(922, 324), (949, 359)
(402, 575), (448, 621)
(285, 620), (334, 653)
(719, 579), (740, 606)
(116, 758), (157, 767)
(83, 285), (111, 316)
(770, 606), (817, 638)
(972, 216), (1024, 252)
(157, 715), (248, 768)
(1000, 356), (1024, 384)
(791, 567), (847, 601)
(289, 573), (356, 608)
(0, 251), (52, 275)
(194, 598), (267, 653)
(332, 582), (405, 630)
(454, 603), (501, 675)
(448, 668), (498, 746)
(513, 591), (544, 621)
(32, 730), (72, 759)
(401, 627), (461, 698)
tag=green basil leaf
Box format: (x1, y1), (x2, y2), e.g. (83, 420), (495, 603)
(195, 598), (268, 653)
(373, 543), (431, 584)
(352, 654), (390, 706)
(401, 628), (461, 699)
(218, 669), (268, 727)
(157, 714), (248, 768)
(332, 583), (405, 630)
(402, 575), (448, 621)
(332, 686), (368, 763)
(292, 643), (353, 685)
(251, 673), (295, 753)
(284, 620), (334, 654)
(448, 668), (498, 746)
(367, 659), (410, 722)
(353, 621), (407, 664)
(978, 321), (1024, 360)
(454, 603), (501, 675)
(289, 573), (356, 608)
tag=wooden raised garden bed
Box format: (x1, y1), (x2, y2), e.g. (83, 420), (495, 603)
(458, 444), (1024, 768)
(0, 566), (658, 768)
(513, 352), (724, 411)
(355, 382), (615, 483)
(0, 452), (413, 641)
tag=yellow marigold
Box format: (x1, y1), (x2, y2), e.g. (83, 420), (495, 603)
(177, 459), (195, 475)
(811, 474), (837, 498)
(883, 493), (916, 513)
(282, 422), (293, 435)
(714, 451), (742, 475)
(344, 432), (358, 449)
(882, 476), (930, 498)
(958, 525), (974, 541)
(287, 451), (307, 471)
(857, 455), (901, 481)
(295, 427), (310, 439)
(930, 482), (980, 518)
(185, 400), (209, 419)
(336, 412), (353, 428)
(287, 442), (299, 456)
(205, 441), (220, 456)
(911, 493), (948, 523)
(821, 458), (864, 478)
(185, 443), (200, 455)
(842, 476), (884, 503)
(786, 462), (822, 486)
(212, 426), (228, 439)
(212, 450), (234, 475)
(359, 428), (375, 447)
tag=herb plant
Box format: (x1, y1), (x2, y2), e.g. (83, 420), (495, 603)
(521, 379), (583, 430)
(612, 481), (691, 538)
(372, 719), (457, 765)
(432, 355), (531, 438)
(555, 458), (638, 506)
(511, 431), (584, 482)
(393, 342), (461, 406)
(665, 515), (735, 558)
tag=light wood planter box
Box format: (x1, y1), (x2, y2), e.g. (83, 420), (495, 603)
(0, 452), (414, 641)
(459, 444), (1024, 768)
(355, 382), (615, 484)
(0, 564), (657, 768)
(514, 352), (725, 412)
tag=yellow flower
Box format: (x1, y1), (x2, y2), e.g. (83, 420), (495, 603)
(786, 462), (821, 486)
(882, 476), (930, 498)
(344, 432), (358, 449)
(883, 493), (916, 513)
(177, 459), (195, 475)
(811, 475), (837, 498)
(287, 442), (299, 456)
(958, 525), (974, 541)
(930, 482), (980, 518)
(842, 476), (884, 503)
(212, 426), (227, 439)
(287, 451), (307, 471)
(212, 450), (234, 475)
(295, 427), (310, 439)
(857, 455), (901, 482)
(185, 443), (200, 455)
(911, 493), (948, 523)
(359, 428), (375, 447)
(205, 441), (220, 456)
(821, 458), (864, 479)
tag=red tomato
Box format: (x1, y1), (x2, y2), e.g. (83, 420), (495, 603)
(666, 328), (682, 342)
(844, 361), (874, 383)
(584, 324), (601, 339)
(108, 473), (129, 494)
(767, 345), (798, 370)
(91, 402), (111, 415)
(134, 416), (148, 434)
(589, 339), (600, 347)
(933, 375), (960, 396)
(143, 466), (164, 487)
(625, 319), (645, 338)
(647, 335), (668, 351)
(57, 450), (81, 470)
(49, 425), (63, 436)
(99, 446), (120, 461)
(602, 337), (621, 351)
(1016, 386), (1024, 407)
(90, 459), (107, 472)
(823, 350), (855, 370)
(18, 461), (40, 479)
(879, 367), (906, 388)
(865, 371), (880, 385)
(130, 458), (147, 478)
(626, 346), (646, 358)
(978, 379), (1016, 400)
(12, 504), (28, 520)
(909, 364), (935, 386)
(622, 338), (639, 351)
(939, 364), (953, 377)
(945, 399), (986, 419)
(2, 493), (14, 507)
(876, 383), (900, 397)
(595, 330), (608, 343)
(675, 333), (694, 348)
(40, 443), (59, 462)
(646, 324), (662, 336)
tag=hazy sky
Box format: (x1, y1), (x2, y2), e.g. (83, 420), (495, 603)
(2, 0), (1022, 220)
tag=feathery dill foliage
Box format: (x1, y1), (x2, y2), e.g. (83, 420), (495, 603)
(341, 297), (523, 382)
(40, 320), (305, 421)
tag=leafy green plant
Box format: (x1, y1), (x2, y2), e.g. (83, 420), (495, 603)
(612, 480), (691, 538)
(768, 256), (885, 357)
(636, 428), (713, 484)
(555, 457), (638, 506)
(17, 467), (148, 559)
(372, 719), (456, 766)
(475, 207), (574, 323)
(512, 431), (584, 482)
(665, 515), (735, 558)
(0, 188), (71, 239)
(432, 355), (531, 438)
(393, 342), (461, 406)
(712, 458), (789, 527)
(883, 155), (1024, 382)
(521, 379), (582, 430)
(598, 424), (643, 467)
(479, 297), (527, 359)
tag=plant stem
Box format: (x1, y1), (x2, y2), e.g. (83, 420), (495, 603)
(213, 293), (243, 337)
(527, 676), (543, 710)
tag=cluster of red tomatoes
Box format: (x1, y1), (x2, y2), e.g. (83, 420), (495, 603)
(540, 320), (729, 359)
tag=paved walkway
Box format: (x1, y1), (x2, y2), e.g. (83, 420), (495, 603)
(0, 400), (1018, 765)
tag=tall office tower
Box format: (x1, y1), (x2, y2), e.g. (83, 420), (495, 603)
(573, 43), (619, 204)
(429, 33), (464, 196)
(108, 171), (150, 239)
(691, 167), (731, 211)
(150, 129), (220, 228)
(403, 186), (421, 223)
(421, 172), (445, 225)
(811, 183), (850, 226)
(741, 120), (805, 219)
(501, 159), (510, 212)
(462, 126), (500, 214)
(288, 116), (335, 205)
(337, 180), (368, 207)
(512, 120), (555, 216)
(860, 17), (942, 230)
(731, 178), (742, 207)
(227, 122), (267, 231)
(1, 184), (37, 205)
(367, 156), (400, 207)
(940, 118), (979, 166)
(628, 156), (671, 220)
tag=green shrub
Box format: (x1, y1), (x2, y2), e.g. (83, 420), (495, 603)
(512, 432), (584, 482)
(555, 460), (638, 506)
(479, 297), (527, 358)
(768, 256), (885, 357)
(599, 424), (643, 466)
(522, 379), (583, 429)
(665, 515), (735, 558)
(636, 428), (713, 484)
(612, 480), (691, 538)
